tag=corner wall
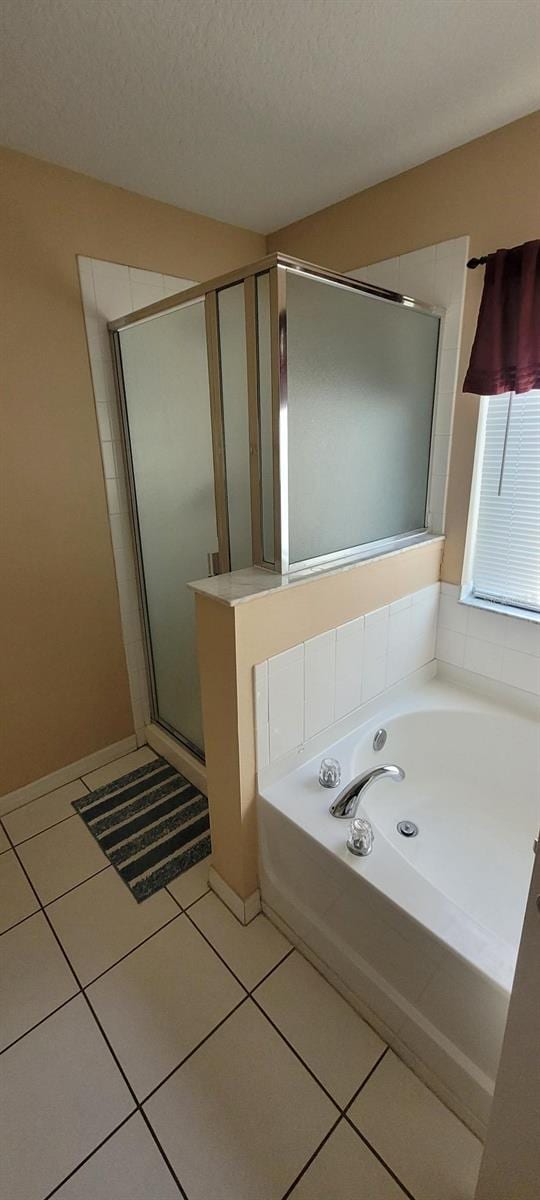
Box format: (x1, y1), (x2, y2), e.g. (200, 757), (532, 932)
(0, 146), (265, 795)
(267, 110), (540, 586)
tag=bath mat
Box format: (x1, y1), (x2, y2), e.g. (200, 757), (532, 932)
(73, 756), (211, 902)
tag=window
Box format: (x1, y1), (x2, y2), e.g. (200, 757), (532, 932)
(467, 390), (540, 615)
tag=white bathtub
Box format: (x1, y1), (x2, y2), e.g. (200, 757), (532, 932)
(257, 670), (539, 1136)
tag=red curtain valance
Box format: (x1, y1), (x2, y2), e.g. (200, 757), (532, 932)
(463, 239), (540, 396)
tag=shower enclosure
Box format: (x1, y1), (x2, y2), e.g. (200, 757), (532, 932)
(110, 254), (442, 760)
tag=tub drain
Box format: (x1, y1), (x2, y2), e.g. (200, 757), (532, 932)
(397, 820), (418, 838)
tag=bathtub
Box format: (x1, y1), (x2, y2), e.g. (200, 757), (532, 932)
(257, 668), (539, 1136)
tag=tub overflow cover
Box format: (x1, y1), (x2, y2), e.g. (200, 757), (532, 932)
(397, 820), (418, 838)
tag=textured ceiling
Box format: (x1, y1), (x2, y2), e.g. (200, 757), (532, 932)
(1, 0), (539, 233)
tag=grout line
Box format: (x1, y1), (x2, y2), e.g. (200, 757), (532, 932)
(41, 862), (111, 908)
(343, 1046), (389, 1113)
(0, 989), (81, 1058)
(343, 1118), (417, 1200)
(42, 1112), (136, 1200)
(2, 824), (189, 1200)
(183, 907), (252, 992)
(251, 944), (295, 991)
(0, 905), (41, 938)
(280, 1114), (343, 1200)
(140, 995), (249, 1106)
(249, 993), (341, 1114)
(0, 777), (90, 821)
(2, 852), (413, 1200)
(83, 911), (182, 989)
(5, 809), (84, 848)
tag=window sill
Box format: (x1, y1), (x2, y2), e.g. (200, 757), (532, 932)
(459, 588), (540, 626)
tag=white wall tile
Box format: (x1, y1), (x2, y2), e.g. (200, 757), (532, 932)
(268, 646), (305, 760)
(431, 435), (450, 478)
(93, 264), (132, 322)
(162, 274), (196, 296)
(438, 593), (469, 635)
(436, 627), (466, 667)
(464, 636), (503, 681)
(501, 648), (540, 695)
(466, 606), (508, 645)
(128, 267), (164, 289)
(361, 653), (387, 702)
(386, 641), (413, 687)
(388, 606), (412, 651)
(434, 390), (455, 437)
(304, 631), (336, 738)
(504, 617), (540, 657)
(254, 662), (269, 771)
(364, 606), (389, 663)
(335, 617), (364, 719)
(129, 280), (164, 310)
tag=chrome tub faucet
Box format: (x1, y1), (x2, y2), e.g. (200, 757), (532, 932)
(329, 764), (405, 820)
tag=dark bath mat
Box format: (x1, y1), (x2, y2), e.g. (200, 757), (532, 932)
(73, 756), (211, 902)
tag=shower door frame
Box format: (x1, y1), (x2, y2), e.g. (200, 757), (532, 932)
(109, 254), (444, 754)
(109, 289), (235, 761)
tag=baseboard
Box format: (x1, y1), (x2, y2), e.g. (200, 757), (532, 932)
(209, 866), (261, 925)
(0, 734), (138, 817)
(145, 723), (207, 795)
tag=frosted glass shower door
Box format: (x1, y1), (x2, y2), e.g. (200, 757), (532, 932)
(117, 300), (218, 756)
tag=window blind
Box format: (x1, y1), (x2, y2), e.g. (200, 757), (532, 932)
(472, 390), (540, 613)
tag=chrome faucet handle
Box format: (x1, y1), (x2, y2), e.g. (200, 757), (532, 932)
(347, 816), (374, 856)
(319, 757), (342, 788)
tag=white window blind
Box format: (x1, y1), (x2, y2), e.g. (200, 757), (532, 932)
(472, 390), (540, 613)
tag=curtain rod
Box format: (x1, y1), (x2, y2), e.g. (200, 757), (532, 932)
(467, 256), (489, 269)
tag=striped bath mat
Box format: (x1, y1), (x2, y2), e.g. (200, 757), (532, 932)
(73, 756), (211, 902)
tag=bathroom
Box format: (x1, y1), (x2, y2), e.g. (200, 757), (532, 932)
(1, 2), (539, 1198)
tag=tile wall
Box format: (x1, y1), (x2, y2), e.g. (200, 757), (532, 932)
(437, 584), (540, 694)
(254, 583), (440, 769)
(347, 236), (469, 533)
(254, 578), (539, 773)
(78, 258), (195, 740)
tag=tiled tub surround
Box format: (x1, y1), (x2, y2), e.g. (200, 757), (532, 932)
(348, 236), (469, 534)
(257, 672), (539, 1139)
(437, 583), (540, 694)
(77, 258), (195, 742)
(254, 583), (440, 771)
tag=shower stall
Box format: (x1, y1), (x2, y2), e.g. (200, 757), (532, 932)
(109, 254), (443, 760)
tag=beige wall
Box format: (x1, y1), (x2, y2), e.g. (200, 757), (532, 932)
(0, 146), (265, 795)
(198, 538), (443, 898)
(268, 110), (540, 585)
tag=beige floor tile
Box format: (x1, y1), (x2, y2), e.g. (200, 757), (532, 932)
(0, 823), (10, 853)
(47, 865), (178, 984)
(18, 815), (107, 904)
(0, 995), (134, 1200)
(349, 1051), (482, 1200)
(255, 951), (385, 1106)
(189, 891), (290, 988)
(0, 849), (38, 933)
(167, 854), (211, 908)
(289, 1120), (407, 1199)
(82, 746), (156, 791)
(88, 915), (244, 1098)
(145, 1000), (337, 1200)
(54, 1113), (181, 1199)
(0, 911), (78, 1050)
(2, 779), (88, 844)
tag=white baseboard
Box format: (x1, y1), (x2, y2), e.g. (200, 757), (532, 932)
(0, 734), (138, 817)
(209, 866), (261, 925)
(145, 723), (207, 796)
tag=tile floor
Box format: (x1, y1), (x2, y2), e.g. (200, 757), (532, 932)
(0, 746), (483, 1200)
